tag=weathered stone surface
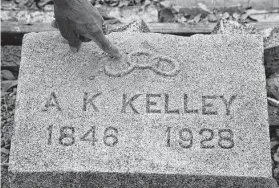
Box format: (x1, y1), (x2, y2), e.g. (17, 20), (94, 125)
(211, 22), (278, 77)
(9, 31), (276, 187)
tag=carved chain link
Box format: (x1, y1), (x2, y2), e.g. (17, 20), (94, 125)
(103, 50), (180, 77)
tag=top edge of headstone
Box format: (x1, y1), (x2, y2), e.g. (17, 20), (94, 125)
(23, 31), (263, 44)
(21, 31), (264, 65)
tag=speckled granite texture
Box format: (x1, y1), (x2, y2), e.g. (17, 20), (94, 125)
(9, 31), (277, 187)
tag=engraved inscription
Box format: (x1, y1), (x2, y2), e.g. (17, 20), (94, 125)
(83, 92), (102, 112)
(220, 95), (237, 115)
(146, 94), (161, 113)
(121, 94), (141, 114)
(202, 95), (219, 115)
(103, 127), (118, 147)
(47, 125), (234, 149)
(166, 127), (234, 149)
(179, 128), (193, 148)
(42, 91), (237, 115)
(47, 124), (53, 145)
(122, 94), (237, 115)
(104, 50), (180, 77)
(218, 129), (234, 149)
(199, 128), (214, 149)
(59, 126), (75, 146)
(184, 94), (198, 114)
(165, 94), (179, 114)
(43, 91), (62, 111)
(80, 126), (98, 145)
(47, 125), (119, 147)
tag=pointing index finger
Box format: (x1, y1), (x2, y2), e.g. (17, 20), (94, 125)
(93, 32), (122, 58)
(78, 24), (121, 58)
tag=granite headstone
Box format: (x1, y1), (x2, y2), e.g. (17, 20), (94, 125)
(9, 31), (277, 187)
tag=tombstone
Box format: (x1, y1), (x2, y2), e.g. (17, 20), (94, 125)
(9, 31), (277, 187)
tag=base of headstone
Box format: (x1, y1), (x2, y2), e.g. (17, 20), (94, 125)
(10, 172), (278, 188)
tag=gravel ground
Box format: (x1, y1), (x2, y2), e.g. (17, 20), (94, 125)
(271, 127), (279, 185)
(1, 88), (16, 188)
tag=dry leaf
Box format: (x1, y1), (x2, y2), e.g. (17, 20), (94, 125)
(1, 92), (8, 97)
(159, 8), (176, 23)
(179, 8), (208, 18)
(109, 5), (158, 24)
(110, 0), (119, 7)
(240, 13), (248, 21)
(1, 70), (16, 80)
(141, 0), (151, 10)
(1, 80), (18, 92)
(36, 0), (53, 8)
(134, 0), (141, 5)
(266, 74), (279, 100)
(1, 148), (10, 155)
(197, 3), (211, 13)
(192, 13), (201, 23)
(271, 139), (279, 148)
(118, 0), (129, 8)
(246, 9), (269, 15)
(232, 12), (240, 20)
(177, 16), (187, 23)
(208, 14), (217, 22)
(172, 4), (182, 13)
(268, 97), (279, 107)
(275, 149), (279, 162)
(1, 1), (18, 10)
(222, 12), (230, 19)
(277, 129), (279, 138)
(249, 13), (279, 22)
(160, 0), (172, 8)
(14, 0), (30, 6)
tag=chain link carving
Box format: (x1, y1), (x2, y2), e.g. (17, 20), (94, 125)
(104, 50), (180, 77)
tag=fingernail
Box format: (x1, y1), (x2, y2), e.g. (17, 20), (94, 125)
(51, 20), (58, 29)
(70, 46), (78, 53)
(112, 49), (122, 59)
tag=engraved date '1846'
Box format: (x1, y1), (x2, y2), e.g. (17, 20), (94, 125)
(47, 125), (118, 147)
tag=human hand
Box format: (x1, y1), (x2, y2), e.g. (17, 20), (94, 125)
(52, 0), (121, 58)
